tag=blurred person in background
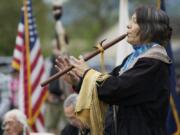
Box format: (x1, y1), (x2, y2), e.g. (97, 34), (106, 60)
(2, 109), (55, 135)
(0, 73), (11, 135)
(45, 3), (71, 133)
(45, 39), (69, 135)
(61, 93), (90, 135)
(45, 4), (73, 135)
(2, 109), (29, 135)
(8, 68), (19, 109)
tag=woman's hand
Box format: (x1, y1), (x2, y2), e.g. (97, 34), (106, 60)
(69, 55), (90, 77)
(55, 56), (80, 85)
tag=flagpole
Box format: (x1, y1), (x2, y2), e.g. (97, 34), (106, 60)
(170, 96), (180, 134)
(156, 0), (180, 135)
(23, 0), (32, 125)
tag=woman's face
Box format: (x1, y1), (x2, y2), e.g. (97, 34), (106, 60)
(127, 14), (141, 45)
(2, 115), (23, 135)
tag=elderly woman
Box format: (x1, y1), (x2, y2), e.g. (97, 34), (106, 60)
(2, 109), (55, 135)
(55, 6), (172, 135)
(2, 109), (29, 135)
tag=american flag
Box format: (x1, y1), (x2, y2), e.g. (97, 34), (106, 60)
(12, 0), (48, 132)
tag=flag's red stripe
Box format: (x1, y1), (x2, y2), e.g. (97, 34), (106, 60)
(38, 113), (45, 126)
(31, 123), (37, 132)
(18, 32), (23, 39)
(15, 44), (22, 52)
(32, 66), (44, 92)
(31, 49), (41, 71)
(32, 87), (47, 115)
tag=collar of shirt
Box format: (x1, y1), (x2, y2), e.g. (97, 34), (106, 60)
(121, 43), (156, 72)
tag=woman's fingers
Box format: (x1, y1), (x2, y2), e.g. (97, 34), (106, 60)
(78, 55), (85, 62)
(55, 65), (61, 71)
(64, 57), (71, 66)
(53, 55), (81, 85)
(55, 55), (89, 78)
(69, 56), (80, 66)
(68, 71), (79, 80)
(56, 55), (63, 62)
(72, 67), (82, 77)
(56, 56), (70, 69)
(55, 59), (65, 70)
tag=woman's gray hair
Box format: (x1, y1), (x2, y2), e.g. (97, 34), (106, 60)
(4, 109), (29, 135)
(135, 6), (172, 46)
(63, 93), (78, 109)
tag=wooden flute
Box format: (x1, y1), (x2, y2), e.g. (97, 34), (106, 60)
(41, 33), (127, 87)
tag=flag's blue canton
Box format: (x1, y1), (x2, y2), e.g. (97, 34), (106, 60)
(21, 0), (38, 51)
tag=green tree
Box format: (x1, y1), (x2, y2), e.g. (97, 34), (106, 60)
(0, 0), (21, 55)
(0, 0), (53, 56)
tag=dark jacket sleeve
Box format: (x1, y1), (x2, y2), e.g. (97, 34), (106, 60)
(97, 58), (167, 105)
(61, 124), (79, 135)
